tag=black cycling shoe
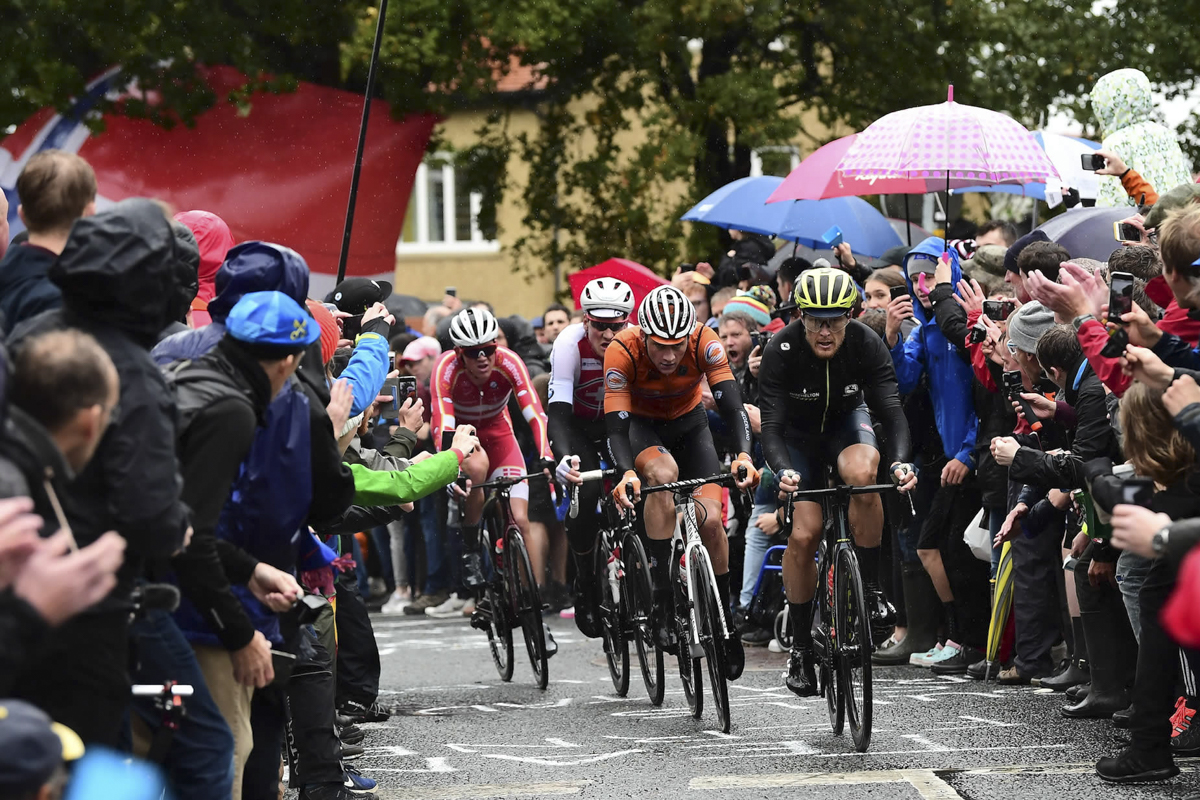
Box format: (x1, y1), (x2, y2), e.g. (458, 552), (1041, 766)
(724, 633), (745, 680)
(785, 646), (818, 697)
(543, 624), (559, 658)
(469, 595), (493, 632)
(652, 588), (677, 653)
(864, 584), (896, 644)
(462, 552), (486, 588)
(572, 575), (602, 639)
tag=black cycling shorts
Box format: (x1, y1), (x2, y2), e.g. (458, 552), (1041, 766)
(783, 405), (878, 491)
(628, 404), (722, 489)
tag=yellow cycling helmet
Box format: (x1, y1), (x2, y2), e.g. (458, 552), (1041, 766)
(793, 267), (857, 317)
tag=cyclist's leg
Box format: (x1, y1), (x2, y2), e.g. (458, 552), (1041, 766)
(779, 439), (824, 695)
(458, 440), (491, 586)
(628, 416), (677, 645)
(563, 420), (606, 637)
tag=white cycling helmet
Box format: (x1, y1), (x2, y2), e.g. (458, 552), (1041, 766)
(580, 277), (635, 320)
(638, 285), (696, 344)
(449, 307), (500, 348)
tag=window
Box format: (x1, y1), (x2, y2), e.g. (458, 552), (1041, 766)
(750, 146), (800, 178)
(397, 156), (499, 254)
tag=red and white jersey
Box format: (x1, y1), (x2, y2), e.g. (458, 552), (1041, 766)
(547, 322), (606, 421)
(430, 346), (551, 458)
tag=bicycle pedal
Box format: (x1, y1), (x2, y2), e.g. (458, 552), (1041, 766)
(689, 643), (705, 659)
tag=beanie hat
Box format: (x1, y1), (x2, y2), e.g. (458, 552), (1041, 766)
(721, 295), (771, 327)
(306, 299), (340, 365)
(1004, 230), (1050, 274)
(1007, 301), (1055, 353)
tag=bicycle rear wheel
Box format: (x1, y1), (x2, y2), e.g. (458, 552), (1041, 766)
(481, 521), (513, 681)
(818, 550), (844, 735)
(624, 533), (664, 705)
(691, 549), (730, 733)
(509, 530), (549, 689)
(836, 546), (873, 752)
(597, 538), (630, 697)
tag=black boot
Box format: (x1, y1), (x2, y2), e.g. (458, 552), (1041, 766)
(873, 562), (939, 666)
(571, 549), (602, 639)
(1062, 610), (1131, 719)
(1095, 746), (1178, 783)
(1041, 616), (1089, 691)
(1066, 682), (1091, 703)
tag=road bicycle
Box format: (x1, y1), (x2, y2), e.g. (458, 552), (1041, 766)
(780, 481), (898, 752)
(641, 468), (748, 734)
(571, 469), (665, 705)
(461, 472), (552, 689)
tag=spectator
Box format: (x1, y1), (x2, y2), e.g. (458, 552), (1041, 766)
(716, 229), (775, 288)
(423, 305), (450, 337)
(7, 198), (191, 747)
(542, 304), (571, 344)
(710, 286), (737, 318)
(975, 220), (1019, 248)
(1003, 230), (1051, 302)
(0, 150), (97, 333)
(174, 210), (236, 328)
(774, 256), (812, 314)
(0, 699), (84, 800)
(1090, 68), (1193, 208)
(532, 316), (546, 345)
(159, 221), (202, 341)
(672, 270), (713, 326)
(0, 189), (8, 260)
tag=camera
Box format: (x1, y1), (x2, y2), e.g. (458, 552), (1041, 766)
(1120, 478), (1155, 507)
(983, 299), (1016, 321)
(750, 330), (772, 351)
(967, 324), (987, 344)
(1081, 153), (1106, 171)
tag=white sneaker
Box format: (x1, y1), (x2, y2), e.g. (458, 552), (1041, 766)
(426, 593), (467, 618)
(461, 597), (476, 616)
(909, 643), (944, 666)
(381, 589), (412, 615)
(768, 638), (785, 654)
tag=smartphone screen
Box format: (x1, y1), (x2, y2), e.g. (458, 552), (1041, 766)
(1114, 222), (1141, 242)
(1121, 478), (1155, 507)
(982, 300), (1015, 321)
(396, 375), (418, 405)
(1108, 271), (1135, 323)
(1081, 153), (1105, 171)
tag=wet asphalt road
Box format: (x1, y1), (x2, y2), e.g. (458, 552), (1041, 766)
(348, 613), (1200, 800)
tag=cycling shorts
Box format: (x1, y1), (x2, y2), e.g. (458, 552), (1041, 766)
(629, 404), (723, 502)
(476, 421), (530, 502)
(783, 405), (878, 492)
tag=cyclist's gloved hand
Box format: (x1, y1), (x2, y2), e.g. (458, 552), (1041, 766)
(731, 452), (760, 490)
(777, 469), (801, 494)
(557, 455), (583, 485)
(890, 462), (917, 493)
(613, 470), (641, 511)
(536, 456), (557, 477)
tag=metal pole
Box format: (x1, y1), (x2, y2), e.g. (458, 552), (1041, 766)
(335, 0), (390, 285)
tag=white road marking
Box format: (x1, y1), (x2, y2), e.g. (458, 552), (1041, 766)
(900, 769), (964, 799)
(446, 739), (581, 753)
(902, 734), (950, 751)
(481, 748), (644, 766)
(366, 780), (588, 798)
(365, 756), (456, 774)
(959, 715), (1022, 727)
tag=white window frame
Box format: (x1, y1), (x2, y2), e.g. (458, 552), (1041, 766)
(396, 156), (500, 256)
(749, 145), (800, 178)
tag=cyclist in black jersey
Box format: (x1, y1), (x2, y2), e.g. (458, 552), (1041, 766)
(756, 267), (917, 697)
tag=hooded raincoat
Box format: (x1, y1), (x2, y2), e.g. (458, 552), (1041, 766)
(889, 237), (978, 467)
(174, 210), (235, 328)
(1090, 69), (1193, 208)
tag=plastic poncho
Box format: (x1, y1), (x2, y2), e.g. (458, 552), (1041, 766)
(1090, 68), (1193, 208)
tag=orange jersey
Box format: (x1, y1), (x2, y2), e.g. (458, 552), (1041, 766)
(603, 324), (734, 420)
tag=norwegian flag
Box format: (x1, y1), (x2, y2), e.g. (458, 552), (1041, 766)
(1, 66), (435, 294)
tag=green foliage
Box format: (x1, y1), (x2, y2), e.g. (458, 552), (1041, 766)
(5, 0), (1199, 278)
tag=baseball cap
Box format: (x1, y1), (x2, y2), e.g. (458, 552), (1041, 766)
(227, 291), (321, 351)
(531, 316), (544, 329)
(401, 336), (442, 362)
(0, 700), (85, 794)
(325, 278), (393, 315)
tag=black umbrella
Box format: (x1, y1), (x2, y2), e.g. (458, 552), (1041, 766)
(385, 293), (428, 319)
(1035, 207), (1130, 263)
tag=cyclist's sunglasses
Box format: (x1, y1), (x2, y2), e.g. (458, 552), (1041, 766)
(801, 313), (850, 333)
(587, 318), (628, 332)
(461, 344), (498, 360)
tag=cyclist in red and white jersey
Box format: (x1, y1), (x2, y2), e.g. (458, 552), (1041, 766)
(546, 278), (636, 638)
(431, 308), (555, 616)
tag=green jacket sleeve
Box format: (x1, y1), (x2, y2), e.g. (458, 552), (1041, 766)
(348, 450), (462, 506)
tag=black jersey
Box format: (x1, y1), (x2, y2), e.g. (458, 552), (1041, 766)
(757, 318), (912, 472)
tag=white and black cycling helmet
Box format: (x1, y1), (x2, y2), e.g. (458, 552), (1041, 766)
(580, 277), (635, 319)
(449, 307), (500, 348)
(638, 285), (696, 344)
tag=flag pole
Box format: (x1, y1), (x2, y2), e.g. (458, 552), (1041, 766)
(336, 0), (390, 285)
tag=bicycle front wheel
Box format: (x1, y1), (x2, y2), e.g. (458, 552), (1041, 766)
(835, 546), (873, 752)
(509, 530), (549, 689)
(481, 521), (513, 681)
(691, 549), (730, 733)
(624, 533), (664, 705)
(676, 607), (702, 719)
(597, 539), (630, 697)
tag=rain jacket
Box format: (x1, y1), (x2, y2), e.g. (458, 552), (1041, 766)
(174, 210), (235, 328)
(0, 243), (60, 334)
(8, 198), (192, 603)
(1090, 69), (1193, 208)
(889, 237), (978, 467)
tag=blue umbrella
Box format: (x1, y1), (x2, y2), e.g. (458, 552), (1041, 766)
(682, 177), (903, 258)
(952, 132), (1102, 207)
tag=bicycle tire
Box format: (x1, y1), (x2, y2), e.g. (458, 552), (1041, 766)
(836, 546), (873, 752)
(509, 530), (549, 689)
(624, 533), (664, 705)
(676, 608), (702, 718)
(819, 549), (844, 735)
(481, 519), (514, 681)
(597, 538), (629, 697)
(692, 549), (730, 733)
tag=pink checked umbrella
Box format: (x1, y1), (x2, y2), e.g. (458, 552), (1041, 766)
(837, 86), (1060, 192)
(766, 134), (931, 203)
